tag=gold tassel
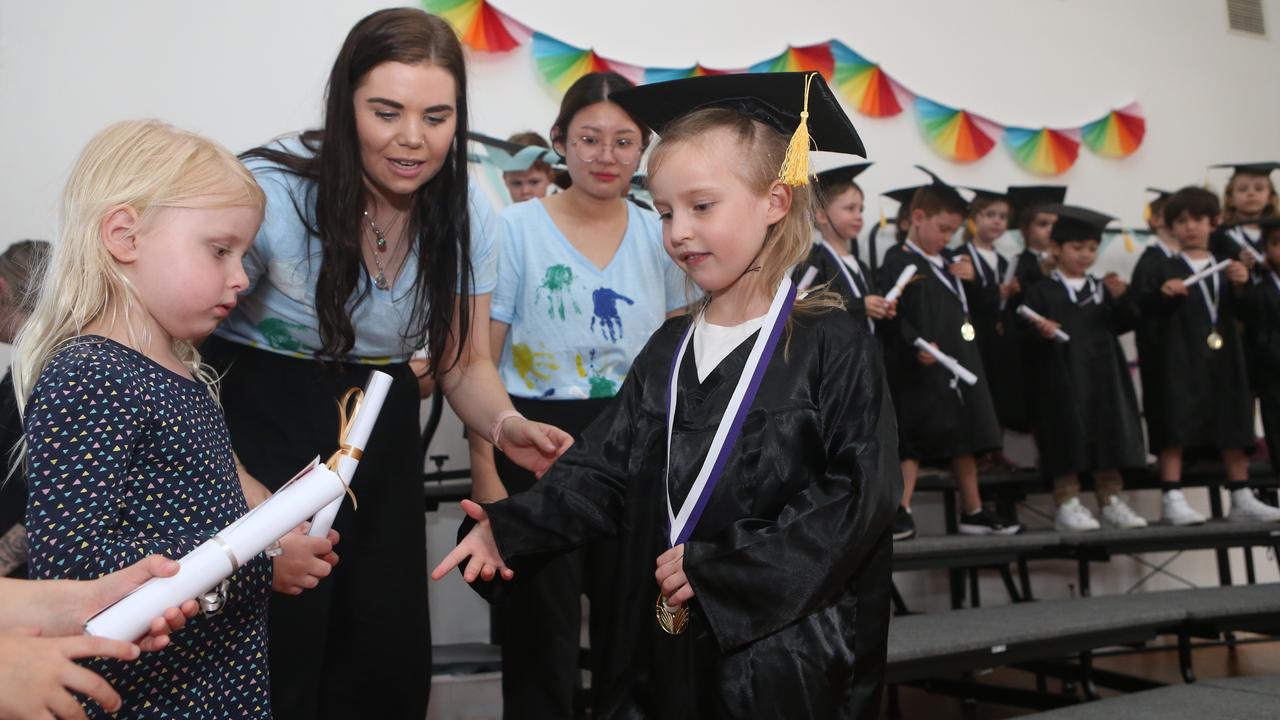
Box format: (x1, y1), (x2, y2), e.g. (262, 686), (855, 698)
(1143, 202), (1152, 223)
(777, 72), (817, 187)
(879, 206), (888, 230)
(1122, 230), (1135, 253)
(966, 218), (977, 236)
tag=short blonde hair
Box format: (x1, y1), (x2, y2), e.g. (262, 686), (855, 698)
(13, 119), (264, 409)
(647, 108), (840, 318)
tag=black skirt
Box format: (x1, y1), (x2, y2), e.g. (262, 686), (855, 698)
(201, 336), (430, 720)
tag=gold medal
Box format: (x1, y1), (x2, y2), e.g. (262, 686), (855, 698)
(655, 593), (690, 635)
(961, 321), (977, 342)
(1207, 331), (1224, 350)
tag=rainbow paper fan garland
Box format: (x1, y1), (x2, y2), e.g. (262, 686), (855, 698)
(426, 5), (1147, 172)
(829, 41), (906, 118)
(1082, 102), (1146, 159)
(643, 64), (735, 83)
(915, 98), (1000, 163)
(532, 33), (642, 93)
(1004, 127), (1081, 175)
(423, 0), (528, 52)
(748, 43), (834, 79)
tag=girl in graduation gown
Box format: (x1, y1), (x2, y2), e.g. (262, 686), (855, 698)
(795, 164), (894, 332)
(876, 172), (1018, 536)
(951, 190), (1026, 435)
(1148, 187), (1280, 524)
(1021, 206), (1149, 531)
(434, 72), (899, 719)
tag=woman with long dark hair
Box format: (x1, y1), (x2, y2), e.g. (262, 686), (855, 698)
(203, 9), (570, 719)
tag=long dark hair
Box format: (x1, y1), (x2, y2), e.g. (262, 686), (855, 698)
(241, 8), (471, 372)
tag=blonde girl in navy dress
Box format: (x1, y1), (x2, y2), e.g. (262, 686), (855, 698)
(15, 120), (335, 718)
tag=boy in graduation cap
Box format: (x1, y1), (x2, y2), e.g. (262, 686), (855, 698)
(471, 130), (560, 203)
(877, 167), (1019, 540)
(434, 72), (899, 719)
(1209, 162), (1280, 266)
(795, 163), (896, 333)
(1148, 186), (1280, 524)
(1020, 206), (1149, 530)
(1239, 217), (1280, 487)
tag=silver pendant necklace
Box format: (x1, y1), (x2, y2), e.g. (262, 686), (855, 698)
(362, 210), (391, 290)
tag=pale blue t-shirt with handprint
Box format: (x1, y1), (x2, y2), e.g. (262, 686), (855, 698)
(491, 199), (689, 399)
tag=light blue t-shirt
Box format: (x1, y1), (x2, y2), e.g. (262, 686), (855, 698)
(215, 136), (498, 364)
(492, 199), (689, 399)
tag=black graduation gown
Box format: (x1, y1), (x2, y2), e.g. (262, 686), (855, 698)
(951, 244), (1030, 432)
(795, 243), (879, 331)
(877, 244), (1002, 461)
(476, 311), (900, 719)
(1022, 277), (1147, 477)
(1239, 271), (1280, 467)
(1130, 244), (1176, 451)
(1210, 224), (1264, 266)
(1144, 255), (1255, 452)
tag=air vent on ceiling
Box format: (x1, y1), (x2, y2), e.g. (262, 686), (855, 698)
(1227, 0), (1266, 36)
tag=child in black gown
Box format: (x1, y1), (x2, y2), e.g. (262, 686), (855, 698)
(433, 73), (899, 719)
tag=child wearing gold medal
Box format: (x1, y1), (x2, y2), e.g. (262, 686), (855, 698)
(876, 170), (1018, 539)
(1150, 186), (1280, 524)
(433, 72), (899, 718)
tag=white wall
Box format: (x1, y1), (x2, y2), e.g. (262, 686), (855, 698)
(3, 0), (1280, 656)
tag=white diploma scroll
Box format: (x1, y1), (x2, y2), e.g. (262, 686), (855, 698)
(1227, 231), (1266, 264)
(308, 370), (393, 537)
(883, 264), (918, 303)
(797, 265), (820, 292)
(85, 460), (345, 641)
(1183, 259), (1232, 289)
(913, 337), (979, 386)
(1016, 305), (1071, 343)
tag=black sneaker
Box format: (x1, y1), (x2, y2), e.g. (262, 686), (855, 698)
(892, 506), (916, 541)
(958, 508), (1022, 536)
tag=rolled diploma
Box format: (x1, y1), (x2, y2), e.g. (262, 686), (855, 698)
(883, 264), (918, 303)
(913, 337), (978, 386)
(1228, 232), (1266, 264)
(998, 256), (1019, 310)
(1183, 258), (1232, 288)
(85, 460), (344, 641)
(308, 370), (394, 537)
(797, 265), (820, 291)
(1016, 305), (1071, 342)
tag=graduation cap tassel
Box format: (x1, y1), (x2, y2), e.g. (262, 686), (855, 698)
(879, 206), (888, 230)
(778, 72), (817, 187)
(1121, 229), (1136, 253)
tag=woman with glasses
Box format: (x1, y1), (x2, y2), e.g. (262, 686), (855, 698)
(468, 71), (689, 719)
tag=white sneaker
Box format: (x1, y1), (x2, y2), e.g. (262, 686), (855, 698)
(1054, 497), (1101, 532)
(1161, 489), (1206, 526)
(1100, 495), (1148, 529)
(1228, 489), (1280, 523)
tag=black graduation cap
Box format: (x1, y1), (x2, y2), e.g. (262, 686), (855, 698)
(912, 165), (970, 210)
(814, 163), (873, 190)
(1007, 185), (1068, 222)
(882, 186), (923, 207)
(1210, 162), (1280, 176)
(1146, 187), (1173, 200)
(609, 71), (867, 183)
(964, 186), (1008, 204)
(1044, 204), (1114, 243)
